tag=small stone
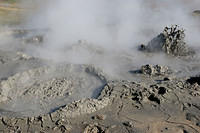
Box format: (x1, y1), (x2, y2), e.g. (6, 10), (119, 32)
(65, 125), (72, 131)
(190, 91), (200, 97)
(193, 10), (200, 16)
(53, 127), (59, 130)
(83, 123), (104, 133)
(95, 114), (106, 120)
(123, 121), (134, 128)
(141, 64), (171, 76)
(110, 125), (116, 128)
(82, 121), (88, 125)
(16, 52), (33, 60)
(122, 84), (130, 88)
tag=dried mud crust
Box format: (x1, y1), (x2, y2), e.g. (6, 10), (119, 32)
(140, 64), (172, 76)
(0, 70), (200, 132)
(52, 98), (111, 119)
(22, 78), (74, 100)
(0, 29), (46, 44)
(0, 50), (34, 65)
(139, 25), (195, 56)
(0, 64), (107, 116)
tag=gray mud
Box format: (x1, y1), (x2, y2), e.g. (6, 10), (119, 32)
(0, 64), (107, 117)
(0, 25), (200, 132)
(0, 67), (200, 133)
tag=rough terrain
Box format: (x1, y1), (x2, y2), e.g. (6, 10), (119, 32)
(0, 1), (200, 133)
(0, 66), (200, 133)
(139, 25), (195, 57)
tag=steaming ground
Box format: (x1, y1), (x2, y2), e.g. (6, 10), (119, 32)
(0, 26), (200, 118)
(0, 0), (200, 132)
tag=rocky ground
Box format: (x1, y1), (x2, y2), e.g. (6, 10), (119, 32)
(0, 26), (199, 133)
(0, 2), (200, 133)
(0, 64), (200, 133)
(0, 34), (199, 133)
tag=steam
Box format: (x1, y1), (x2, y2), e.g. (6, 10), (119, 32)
(3, 0), (200, 77)
(28, 0), (200, 46)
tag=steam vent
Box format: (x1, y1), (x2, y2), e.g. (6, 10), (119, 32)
(0, 0), (200, 133)
(139, 25), (195, 56)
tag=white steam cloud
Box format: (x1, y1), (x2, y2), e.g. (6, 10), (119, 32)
(28, 0), (200, 46)
(4, 0), (200, 78)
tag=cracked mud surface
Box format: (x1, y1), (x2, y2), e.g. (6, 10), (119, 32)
(0, 64), (107, 117)
(0, 29), (199, 133)
(0, 28), (199, 132)
(0, 4), (200, 132)
(0, 63), (200, 132)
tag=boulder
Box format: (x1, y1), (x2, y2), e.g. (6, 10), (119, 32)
(139, 25), (195, 56)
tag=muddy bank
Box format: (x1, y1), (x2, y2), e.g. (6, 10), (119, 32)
(0, 63), (107, 117)
(0, 67), (200, 132)
(0, 26), (199, 132)
(0, 5), (200, 131)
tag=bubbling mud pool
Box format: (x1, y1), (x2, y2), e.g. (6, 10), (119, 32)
(0, 26), (200, 118)
(0, 64), (107, 117)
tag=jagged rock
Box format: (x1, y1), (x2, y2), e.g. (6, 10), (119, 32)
(57, 98), (111, 118)
(187, 76), (200, 85)
(139, 25), (195, 56)
(99, 81), (165, 106)
(1, 29), (46, 45)
(193, 10), (200, 16)
(83, 123), (106, 133)
(93, 114), (106, 120)
(24, 35), (44, 44)
(141, 64), (171, 76)
(16, 52), (34, 60)
(123, 121), (134, 128)
(0, 75), (199, 132)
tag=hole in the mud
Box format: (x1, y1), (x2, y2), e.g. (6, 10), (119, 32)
(60, 125), (67, 132)
(131, 92), (142, 102)
(138, 44), (146, 51)
(37, 116), (42, 121)
(132, 97), (140, 101)
(186, 76), (200, 85)
(148, 94), (160, 104)
(129, 70), (142, 74)
(158, 87), (166, 95)
(196, 122), (200, 127)
(163, 77), (170, 81)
